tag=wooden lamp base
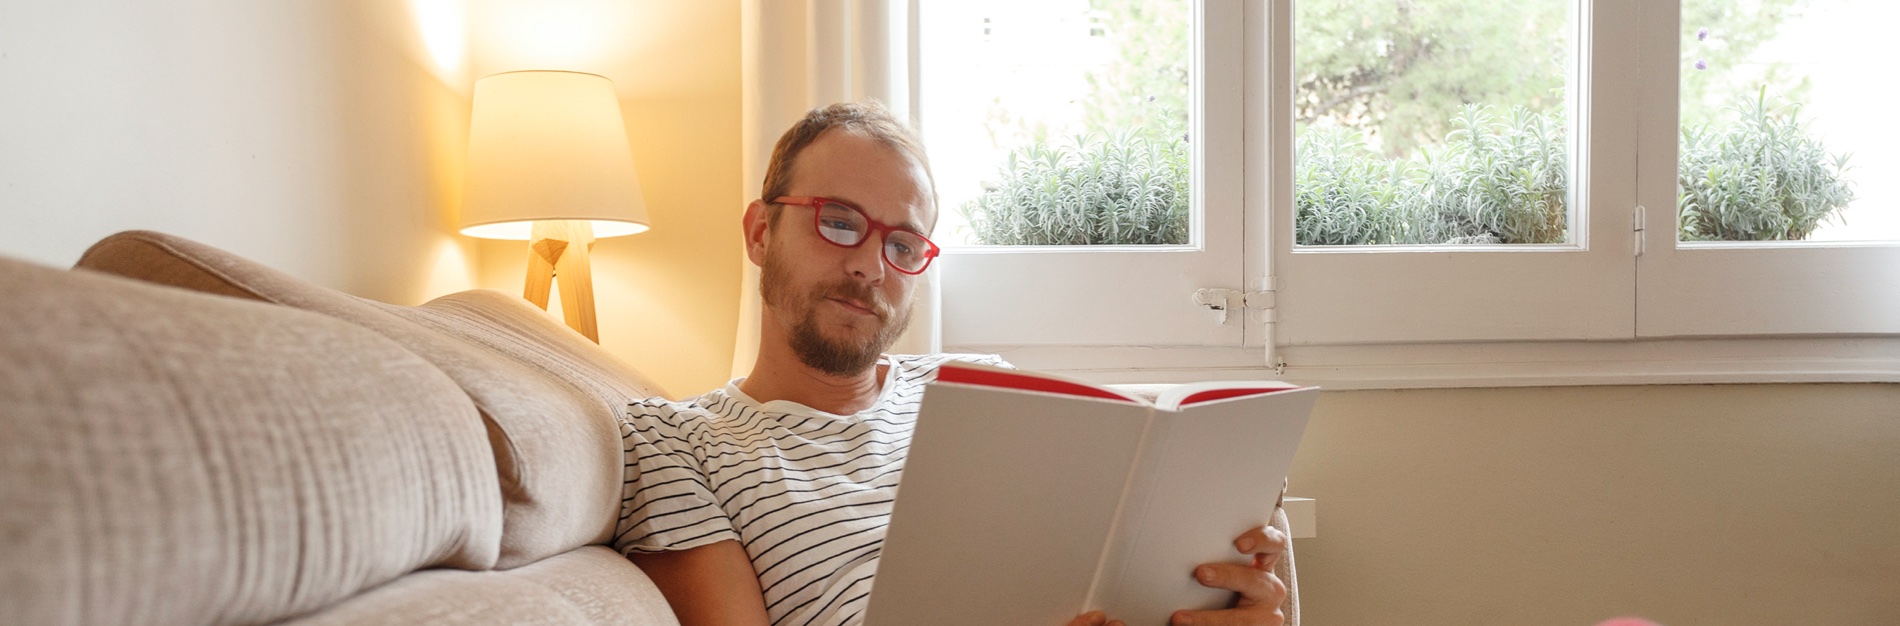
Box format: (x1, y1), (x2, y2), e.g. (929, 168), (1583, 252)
(523, 220), (600, 343)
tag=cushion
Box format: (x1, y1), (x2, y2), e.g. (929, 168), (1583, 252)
(76, 231), (665, 568)
(279, 546), (679, 626)
(0, 255), (501, 626)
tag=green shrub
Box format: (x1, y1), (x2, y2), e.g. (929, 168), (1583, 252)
(1294, 127), (1417, 245)
(970, 92), (1851, 247)
(1296, 104), (1569, 245)
(1677, 90), (1855, 241)
(961, 127), (1189, 246)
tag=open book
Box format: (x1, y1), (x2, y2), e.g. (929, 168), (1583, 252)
(863, 362), (1319, 626)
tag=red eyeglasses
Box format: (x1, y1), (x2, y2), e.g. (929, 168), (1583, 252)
(773, 196), (941, 274)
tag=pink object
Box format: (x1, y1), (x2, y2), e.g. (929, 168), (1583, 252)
(1595, 619), (1662, 626)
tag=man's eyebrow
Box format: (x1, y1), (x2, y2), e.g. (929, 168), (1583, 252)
(832, 195), (927, 233)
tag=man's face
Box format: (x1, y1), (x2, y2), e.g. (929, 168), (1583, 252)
(753, 129), (936, 376)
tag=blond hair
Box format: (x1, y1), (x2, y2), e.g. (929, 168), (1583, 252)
(759, 101), (935, 224)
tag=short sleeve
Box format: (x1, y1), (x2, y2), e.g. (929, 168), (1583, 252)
(613, 401), (741, 555)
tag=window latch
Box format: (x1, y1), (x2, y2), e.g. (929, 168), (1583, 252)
(1192, 287), (1276, 325)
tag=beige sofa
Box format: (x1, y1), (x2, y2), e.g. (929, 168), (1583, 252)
(0, 230), (1298, 625)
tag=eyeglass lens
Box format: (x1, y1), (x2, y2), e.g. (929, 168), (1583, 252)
(814, 202), (932, 273)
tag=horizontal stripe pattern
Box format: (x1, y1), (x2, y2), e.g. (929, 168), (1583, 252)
(615, 353), (1005, 626)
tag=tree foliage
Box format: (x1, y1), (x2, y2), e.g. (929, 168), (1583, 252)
(1296, 0), (1569, 157)
(1082, 0), (1192, 141)
(1680, 0), (1811, 125)
(1296, 0), (1804, 157)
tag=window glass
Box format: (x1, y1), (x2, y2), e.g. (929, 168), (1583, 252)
(1678, 0), (1899, 243)
(918, 0), (1193, 247)
(1293, 0), (1575, 246)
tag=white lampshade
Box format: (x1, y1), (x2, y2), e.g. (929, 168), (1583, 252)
(460, 70), (650, 240)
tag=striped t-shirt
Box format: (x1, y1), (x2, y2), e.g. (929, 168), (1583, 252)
(614, 353), (1006, 626)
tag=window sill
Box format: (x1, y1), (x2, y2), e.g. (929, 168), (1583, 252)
(950, 336), (1900, 390)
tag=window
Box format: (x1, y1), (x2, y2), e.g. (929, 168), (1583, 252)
(920, 0), (1191, 248)
(1636, 0), (1900, 338)
(924, 0), (1251, 349)
(1294, 0), (1575, 247)
(1676, 0), (1898, 244)
(927, 0), (1900, 384)
(1274, 0), (1635, 348)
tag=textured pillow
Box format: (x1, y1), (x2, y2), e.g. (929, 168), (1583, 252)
(77, 230), (666, 568)
(0, 255), (501, 625)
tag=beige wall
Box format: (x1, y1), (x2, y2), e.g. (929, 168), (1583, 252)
(473, 93), (743, 398)
(0, 0), (743, 397)
(0, 0), (477, 306)
(1288, 383), (1900, 625)
(465, 0), (743, 398)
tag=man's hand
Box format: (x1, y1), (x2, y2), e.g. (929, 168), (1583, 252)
(1067, 610), (1125, 626)
(1173, 525), (1290, 626)
(1068, 524), (1290, 626)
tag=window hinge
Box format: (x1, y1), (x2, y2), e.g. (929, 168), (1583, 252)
(1633, 204), (1647, 257)
(1193, 284), (1276, 325)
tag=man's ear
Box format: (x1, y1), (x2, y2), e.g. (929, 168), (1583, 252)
(742, 199), (772, 266)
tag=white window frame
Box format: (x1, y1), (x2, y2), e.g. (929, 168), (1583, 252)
(1632, 0), (1900, 339)
(938, 0), (1900, 389)
(935, 0), (1251, 349)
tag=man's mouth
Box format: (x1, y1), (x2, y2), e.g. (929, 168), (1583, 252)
(828, 297), (880, 317)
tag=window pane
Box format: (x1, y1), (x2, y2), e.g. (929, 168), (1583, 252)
(1293, 0), (1575, 246)
(1678, 0), (1899, 243)
(918, 0), (1193, 247)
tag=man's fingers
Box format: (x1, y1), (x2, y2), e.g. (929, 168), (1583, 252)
(1192, 563), (1288, 607)
(1170, 606), (1284, 626)
(1232, 525), (1289, 571)
(1067, 611), (1124, 626)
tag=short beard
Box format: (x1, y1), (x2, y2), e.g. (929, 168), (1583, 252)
(760, 249), (913, 376)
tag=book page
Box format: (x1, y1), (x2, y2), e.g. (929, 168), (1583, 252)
(864, 382), (1154, 625)
(935, 360), (1148, 405)
(1152, 380), (1307, 412)
(1094, 387), (1319, 626)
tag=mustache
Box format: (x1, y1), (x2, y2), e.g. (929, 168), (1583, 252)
(818, 279), (895, 320)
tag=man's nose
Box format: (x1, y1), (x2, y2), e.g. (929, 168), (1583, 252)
(845, 232), (888, 280)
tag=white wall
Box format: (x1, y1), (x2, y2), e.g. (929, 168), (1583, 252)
(0, 0), (477, 305)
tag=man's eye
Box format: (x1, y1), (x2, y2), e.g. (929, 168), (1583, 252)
(820, 218), (860, 231)
(888, 241), (915, 256)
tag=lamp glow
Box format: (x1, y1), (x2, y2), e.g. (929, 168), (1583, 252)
(460, 70), (650, 239)
(460, 70), (649, 343)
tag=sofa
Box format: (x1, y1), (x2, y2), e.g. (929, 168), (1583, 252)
(0, 230), (1298, 625)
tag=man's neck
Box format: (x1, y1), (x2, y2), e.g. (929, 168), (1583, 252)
(738, 356), (886, 416)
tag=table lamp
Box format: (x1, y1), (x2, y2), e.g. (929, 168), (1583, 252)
(459, 70), (649, 343)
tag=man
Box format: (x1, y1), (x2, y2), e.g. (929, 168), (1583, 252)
(614, 102), (1290, 626)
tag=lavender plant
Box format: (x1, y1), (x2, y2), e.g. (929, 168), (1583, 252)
(962, 124), (1189, 246)
(1295, 104), (1569, 245)
(1294, 127), (1415, 245)
(1419, 105), (1569, 245)
(1677, 90), (1855, 241)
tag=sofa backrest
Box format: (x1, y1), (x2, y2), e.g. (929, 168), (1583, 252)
(0, 256), (502, 626)
(76, 231), (666, 568)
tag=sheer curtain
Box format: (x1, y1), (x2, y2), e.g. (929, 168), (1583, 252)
(731, 0), (941, 379)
